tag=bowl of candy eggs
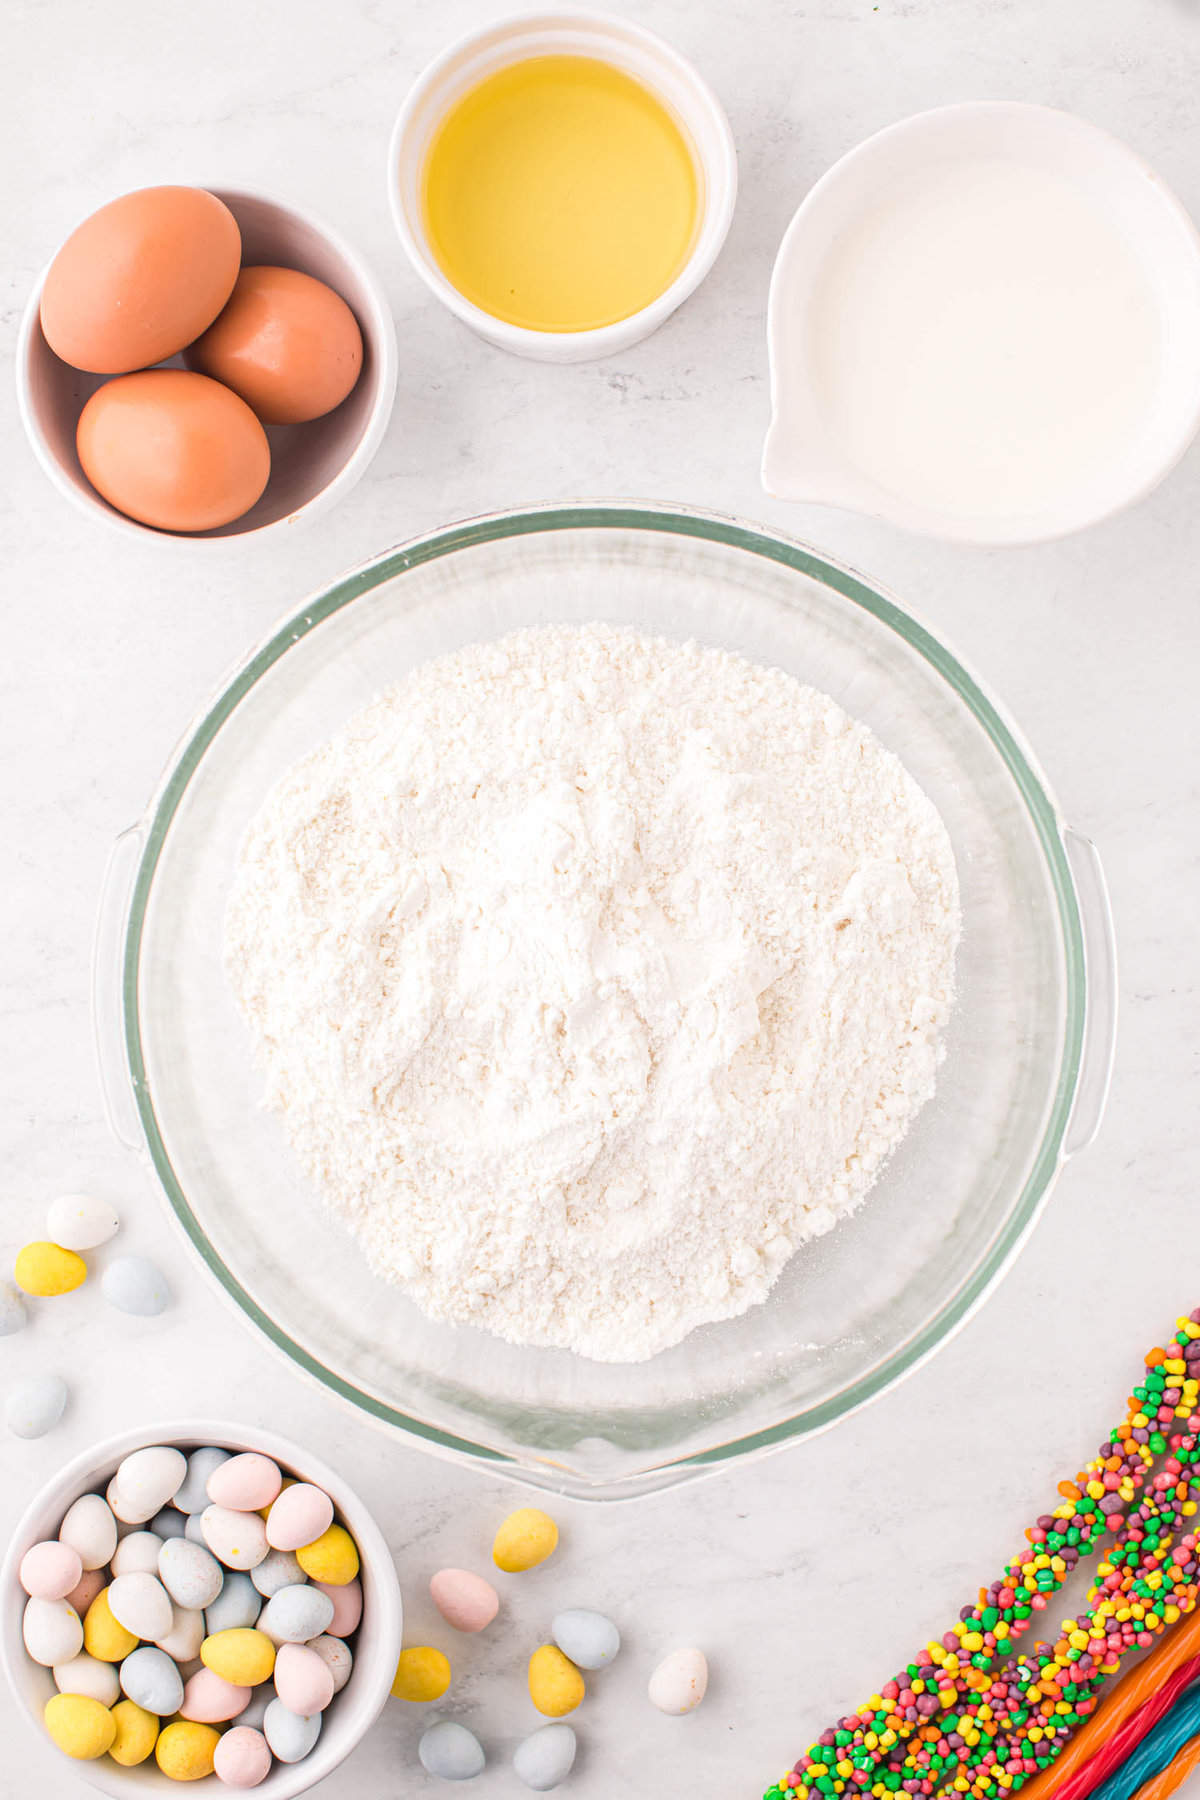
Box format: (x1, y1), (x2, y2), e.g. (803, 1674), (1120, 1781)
(15, 186), (398, 543)
(1, 1421), (402, 1795)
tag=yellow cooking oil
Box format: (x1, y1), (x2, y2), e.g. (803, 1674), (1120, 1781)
(421, 55), (701, 333)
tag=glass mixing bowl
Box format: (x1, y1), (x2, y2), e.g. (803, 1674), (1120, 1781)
(96, 504), (1116, 1499)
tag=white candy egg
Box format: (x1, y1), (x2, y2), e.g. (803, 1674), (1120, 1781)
(252, 1547), (306, 1598)
(112, 1530), (164, 1577)
(23, 1596), (83, 1666)
(53, 1652), (121, 1707)
(59, 1493), (118, 1570)
(308, 1634), (353, 1695)
(205, 1570), (262, 1635)
(648, 1646), (709, 1715)
(108, 1570), (174, 1641)
(101, 1254), (169, 1316)
(201, 1504), (269, 1570)
(120, 1644), (184, 1715)
(160, 1538), (224, 1610)
(45, 1193), (120, 1250)
(106, 1473), (160, 1525)
(514, 1722), (578, 1791)
(184, 1511), (208, 1544)
(152, 1506), (188, 1540)
(419, 1720), (486, 1781)
(258, 1582), (334, 1646)
(174, 1446), (231, 1513)
(116, 1445), (187, 1515)
(156, 1604), (205, 1663)
(264, 1698), (322, 1764)
(0, 1281), (28, 1337)
(6, 1374), (68, 1439)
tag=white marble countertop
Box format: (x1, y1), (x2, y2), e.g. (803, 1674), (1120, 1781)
(4, 0), (1200, 1794)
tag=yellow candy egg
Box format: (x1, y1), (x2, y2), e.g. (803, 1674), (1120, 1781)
(44, 1692), (116, 1759)
(109, 1699), (159, 1767)
(493, 1507), (559, 1573)
(155, 1720), (219, 1781)
(83, 1587), (138, 1662)
(15, 1241), (87, 1297)
(200, 1627), (275, 1687)
(391, 1645), (452, 1702)
(295, 1522), (359, 1585)
(528, 1643), (585, 1717)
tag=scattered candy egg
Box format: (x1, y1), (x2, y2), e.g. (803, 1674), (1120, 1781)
(513, 1722), (578, 1792)
(45, 1192), (120, 1250)
(100, 1252), (170, 1316)
(60, 1493), (118, 1569)
(251, 1547), (305, 1598)
(648, 1646), (708, 1715)
(263, 1697), (322, 1764)
(156, 1718), (221, 1782)
(20, 1538), (83, 1600)
(201, 1503), (270, 1570)
(43, 1691), (116, 1760)
(160, 1537), (225, 1610)
(153, 1506), (189, 1540)
(309, 1633), (353, 1694)
(23, 1595), (83, 1666)
(186, 264), (364, 424)
(419, 1718), (486, 1782)
(106, 1473), (161, 1525)
(65, 1568), (106, 1616)
(208, 1452), (282, 1513)
(392, 1645), (452, 1702)
(112, 1530), (165, 1577)
(175, 1447), (231, 1513)
(53, 1650), (120, 1706)
(202, 1626), (276, 1687)
(0, 1280), (28, 1336)
(180, 1665), (252, 1723)
(109, 1697), (159, 1767)
(493, 1508), (558, 1574)
(431, 1568), (499, 1634)
(315, 1575), (362, 1636)
(233, 1686), (272, 1731)
(214, 1724), (273, 1789)
(205, 1570), (262, 1634)
(295, 1521), (358, 1585)
(528, 1644), (585, 1718)
(108, 1569), (174, 1640)
(552, 1607), (621, 1670)
(156, 1604), (205, 1663)
(116, 1444), (187, 1515)
(258, 1581), (334, 1645)
(275, 1641), (335, 1714)
(82, 1586), (138, 1662)
(120, 1643), (185, 1715)
(7, 1373), (68, 1438)
(14, 1240), (86, 1297)
(264, 1480), (333, 1551)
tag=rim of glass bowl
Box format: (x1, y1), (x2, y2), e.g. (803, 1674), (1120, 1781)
(120, 502), (1085, 1492)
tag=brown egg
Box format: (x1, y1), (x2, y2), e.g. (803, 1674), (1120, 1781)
(41, 187), (240, 374)
(76, 369), (270, 532)
(185, 266), (363, 424)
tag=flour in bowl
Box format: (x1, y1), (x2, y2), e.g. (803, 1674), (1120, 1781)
(225, 623), (960, 1361)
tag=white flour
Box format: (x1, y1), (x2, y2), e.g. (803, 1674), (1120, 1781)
(225, 623), (960, 1362)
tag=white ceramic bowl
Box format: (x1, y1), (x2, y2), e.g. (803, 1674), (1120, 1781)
(1, 1420), (402, 1797)
(388, 10), (737, 362)
(15, 189), (398, 544)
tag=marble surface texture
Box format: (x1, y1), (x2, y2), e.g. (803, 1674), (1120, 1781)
(4, 0), (1200, 1794)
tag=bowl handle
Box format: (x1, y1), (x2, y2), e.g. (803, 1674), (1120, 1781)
(92, 825), (147, 1152)
(1062, 828), (1118, 1158)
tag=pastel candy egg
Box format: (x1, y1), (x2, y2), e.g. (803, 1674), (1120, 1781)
(514, 1722), (578, 1792)
(309, 1633), (353, 1694)
(263, 1698), (322, 1764)
(20, 1538), (83, 1599)
(7, 1373), (68, 1438)
(102, 1253), (170, 1316)
(112, 1530), (165, 1577)
(108, 1570), (174, 1640)
(552, 1607), (621, 1670)
(208, 1452), (281, 1512)
(156, 1605), (205, 1663)
(202, 1626), (276, 1686)
(0, 1280), (28, 1336)
(493, 1508), (558, 1574)
(180, 1666), (252, 1722)
(528, 1644), (584, 1718)
(258, 1582), (334, 1645)
(61, 1493), (118, 1569)
(65, 1568), (106, 1615)
(295, 1522), (358, 1585)
(251, 1547), (305, 1598)
(53, 1652), (121, 1706)
(233, 1686), (272, 1730)
(264, 1482), (332, 1551)
(431, 1568), (499, 1634)
(109, 1698), (159, 1766)
(156, 1720), (220, 1781)
(205, 1570), (262, 1634)
(23, 1595), (83, 1665)
(391, 1645), (451, 1702)
(185, 1511), (208, 1544)
(117, 1444), (187, 1514)
(419, 1719), (485, 1781)
(83, 1587), (138, 1661)
(153, 1505), (189, 1540)
(45, 1193), (120, 1250)
(160, 1538), (225, 1610)
(648, 1646), (708, 1715)
(275, 1641), (335, 1714)
(107, 1473), (160, 1525)
(314, 1575), (362, 1635)
(121, 1644), (184, 1715)
(202, 1504), (269, 1570)
(14, 1240), (86, 1296)
(175, 1447), (230, 1513)
(43, 1691), (116, 1760)
(214, 1724), (273, 1788)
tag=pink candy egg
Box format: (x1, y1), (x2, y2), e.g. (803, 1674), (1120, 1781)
(314, 1576), (362, 1636)
(430, 1567), (500, 1634)
(207, 1453), (282, 1512)
(214, 1725), (273, 1789)
(264, 1481), (333, 1552)
(180, 1666), (253, 1723)
(65, 1567), (106, 1615)
(273, 1641), (335, 1715)
(19, 1540), (83, 1600)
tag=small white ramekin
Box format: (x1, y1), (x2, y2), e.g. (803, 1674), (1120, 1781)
(388, 9), (737, 362)
(1, 1419), (402, 1798)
